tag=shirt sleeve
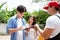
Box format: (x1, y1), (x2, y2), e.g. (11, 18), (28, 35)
(45, 17), (56, 29)
(6, 18), (13, 33)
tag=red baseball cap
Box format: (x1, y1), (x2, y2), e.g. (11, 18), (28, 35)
(43, 1), (59, 10)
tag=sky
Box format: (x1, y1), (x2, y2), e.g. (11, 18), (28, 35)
(0, 0), (47, 12)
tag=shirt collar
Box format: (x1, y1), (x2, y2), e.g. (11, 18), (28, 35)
(14, 14), (23, 19)
(54, 12), (60, 16)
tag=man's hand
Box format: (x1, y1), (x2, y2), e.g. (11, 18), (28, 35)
(8, 27), (23, 34)
(17, 27), (23, 31)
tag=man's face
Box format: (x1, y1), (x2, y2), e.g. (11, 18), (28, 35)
(17, 11), (24, 18)
(47, 6), (55, 15)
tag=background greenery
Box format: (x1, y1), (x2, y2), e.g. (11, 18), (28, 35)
(0, 2), (50, 29)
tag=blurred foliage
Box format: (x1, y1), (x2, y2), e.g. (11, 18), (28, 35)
(32, 0), (41, 3)
(32, 0), (50, 3)
(0, 2), (50, 29)
(23, 12), (31, 21)
(0, 2), (50, 25)
(32, 10), (50, 24)
(0, 2), (7, 10)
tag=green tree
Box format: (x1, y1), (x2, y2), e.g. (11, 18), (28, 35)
(0, 2), (7, 10)
(32, 0), (50, 3)
(23, 12), (31, 21)
(0, 2), (7, 23)
(32, 10), (50, 24)
(33, 0), (60, 3)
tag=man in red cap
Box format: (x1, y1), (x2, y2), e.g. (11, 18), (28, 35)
(36, 1), (60, 40)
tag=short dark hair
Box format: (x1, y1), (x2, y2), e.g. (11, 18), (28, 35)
(55, 7), (59, 11)
(17, 5), (27, 13)
(58, 3), (60, 13)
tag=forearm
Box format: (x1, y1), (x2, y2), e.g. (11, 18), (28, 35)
(8, 27), (22, 34)
(8, 28), (18, 34)
(38, 27), (43, 35)
(36, 25), (43, 35)
(38, 28), (54, 39)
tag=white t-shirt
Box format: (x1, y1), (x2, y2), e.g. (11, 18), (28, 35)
(17, 18), (23, 40)
(45, 13), (60, 38)
(26, 24), (39, 40)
